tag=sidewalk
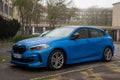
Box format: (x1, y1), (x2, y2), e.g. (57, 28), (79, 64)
(0, 43), (12, 53)
(0, 44), (12, 61)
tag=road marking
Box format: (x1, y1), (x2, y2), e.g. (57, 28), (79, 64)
(31, 59), (120, 80)
(106, 63), (120, 72)
(80, 68), (103, 80)
(31, 64), (107, 80)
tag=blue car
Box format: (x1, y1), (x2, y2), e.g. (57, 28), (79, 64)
(11, 26), (114, 70)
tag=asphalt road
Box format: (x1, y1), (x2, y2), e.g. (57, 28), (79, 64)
(0, 43), (120, 80)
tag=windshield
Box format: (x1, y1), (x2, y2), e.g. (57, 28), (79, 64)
(44, 27), (74, 37)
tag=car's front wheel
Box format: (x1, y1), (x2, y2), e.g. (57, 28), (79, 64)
(48, 49), (65, 70)
(103, 47), (113, 62)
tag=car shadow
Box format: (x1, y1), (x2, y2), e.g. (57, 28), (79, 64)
(10, 65), (48, 72)
(10, 59), (115, 73)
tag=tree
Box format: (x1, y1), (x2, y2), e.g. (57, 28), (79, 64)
(0, 15), (20, 39)
(46, 0), (76, 28)
(13, 0), (77, 33)
(13, 0), (33, 34)
(65, 7), (79, 24)
(13, 0), (45, 34)
(23, 1), (45, 34)
(79, 6), (112, 26)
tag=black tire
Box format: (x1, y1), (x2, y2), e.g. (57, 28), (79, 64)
(48, 49), (65, 70)
(103, 47), (113, 62)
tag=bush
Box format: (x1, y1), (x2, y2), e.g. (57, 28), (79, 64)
(12, 35), (38, 43)
(0, 16), (20, 40)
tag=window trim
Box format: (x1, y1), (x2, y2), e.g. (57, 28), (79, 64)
(88, 28), (105, 38)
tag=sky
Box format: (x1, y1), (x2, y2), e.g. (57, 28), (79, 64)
(73, 0), (120, 8)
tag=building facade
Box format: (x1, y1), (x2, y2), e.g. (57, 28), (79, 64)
(112, 2), (120, 41)
(0, 0), (13, 19)
(77, 8), (112, 26)
(113, 2), (120, 27)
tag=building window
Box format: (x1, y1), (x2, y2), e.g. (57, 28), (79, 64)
(9, 7), (13, 17)
(0, 0), (3, 12)
(5, 3), (8, 15)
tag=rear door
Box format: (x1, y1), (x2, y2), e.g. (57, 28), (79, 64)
(87, 28), (106, 57)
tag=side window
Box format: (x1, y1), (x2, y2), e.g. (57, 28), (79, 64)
(98, 30), (105, 37)
(74, 28), (89, 39)
(89, 28), (105, 38)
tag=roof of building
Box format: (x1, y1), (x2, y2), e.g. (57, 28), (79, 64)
(113, 2), (120, 5)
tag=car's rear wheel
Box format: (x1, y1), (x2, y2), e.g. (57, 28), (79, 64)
(103, 47), (113, 62)
(48, 49), (65, 70)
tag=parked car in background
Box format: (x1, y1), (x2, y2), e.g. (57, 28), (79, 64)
(11, 26), (114, 70)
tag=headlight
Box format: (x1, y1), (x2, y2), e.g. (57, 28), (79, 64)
(29, 44), (50, 50)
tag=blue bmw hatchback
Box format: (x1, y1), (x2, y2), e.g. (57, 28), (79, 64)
(11, 26), (114, 70)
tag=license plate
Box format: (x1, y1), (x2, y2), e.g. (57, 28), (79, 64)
(13, 54), (21, 59)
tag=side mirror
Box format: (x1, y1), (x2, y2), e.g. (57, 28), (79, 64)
(71, 34), (79, 40)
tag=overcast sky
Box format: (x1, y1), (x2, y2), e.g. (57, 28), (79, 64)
(73, 0), (120, 8)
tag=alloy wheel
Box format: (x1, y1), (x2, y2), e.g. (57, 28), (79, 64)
(103, 47), (113, 62)
(48, 50), (65, 70)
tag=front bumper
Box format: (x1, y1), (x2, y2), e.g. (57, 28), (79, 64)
(11, 60), (42, 67)
(11, 48), (52, 67)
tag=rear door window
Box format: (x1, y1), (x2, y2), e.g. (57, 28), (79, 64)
(89, 28), (105, 38)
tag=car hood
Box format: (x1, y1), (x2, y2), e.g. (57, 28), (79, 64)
(16, 37), (66, 46)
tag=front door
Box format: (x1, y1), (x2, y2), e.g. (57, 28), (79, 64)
(68, 28), (93, 61)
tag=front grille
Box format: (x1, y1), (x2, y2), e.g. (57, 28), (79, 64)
(13, 45), (26, 54)
(12, 56), (34, 63)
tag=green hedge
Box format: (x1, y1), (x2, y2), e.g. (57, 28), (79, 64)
(0, 16), (20, 40)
